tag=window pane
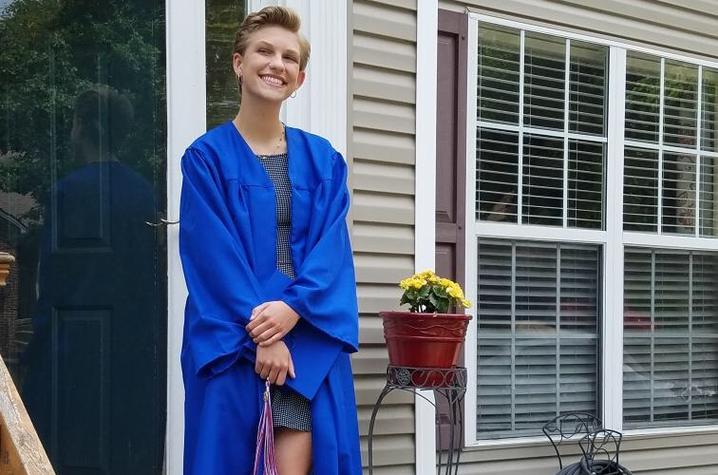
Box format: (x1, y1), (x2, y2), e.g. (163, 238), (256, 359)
(524, 33), (565, 131)
(478, 24), (520, 125)
(624, 147), (659, 231)
(568, 140), (604, 229)
(700, 155), (717, 236)
(569, 42), (607, 136)
(477, 240), (600, 439)
(662, 152), (697, 235)
(522, 134), (564, 226)
(703, 68), (718, 152)
(206, 0), (245, 129)
(477, 129), (519, 222)
(626, 53), (660, 143)
(664, 61), (698, 148)
(624, 249), (718, 429)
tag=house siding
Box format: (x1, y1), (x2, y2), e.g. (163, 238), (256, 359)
(435, 0), (718, 473)
(439, 0), (718, 61)
(351, 0), (418, 473)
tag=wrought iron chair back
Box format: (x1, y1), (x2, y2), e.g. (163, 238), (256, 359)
(542, 412), (602, 470)
(578, 429), (629, 475)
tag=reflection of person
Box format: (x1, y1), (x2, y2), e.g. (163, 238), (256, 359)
(179, 7), (360, 475)
(22, 86), (161, 471)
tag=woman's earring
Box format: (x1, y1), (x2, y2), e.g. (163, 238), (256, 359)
(290, 90), (297, 99)
(236, 74), (243, 91)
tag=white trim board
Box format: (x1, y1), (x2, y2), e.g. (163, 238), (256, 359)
(165, 0), (206, 472)
(414, 1), (439, 474)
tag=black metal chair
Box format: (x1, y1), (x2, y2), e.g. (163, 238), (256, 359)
(578, 429), (633, 475)
(542, 412), (602, 472)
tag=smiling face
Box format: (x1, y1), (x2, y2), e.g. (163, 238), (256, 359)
(233, 25), (306, 104)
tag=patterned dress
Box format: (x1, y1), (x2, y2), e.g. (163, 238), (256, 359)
(256, 152), (312, 432)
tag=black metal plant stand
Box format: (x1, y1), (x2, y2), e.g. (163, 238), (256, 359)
(367, 365), (467, 475)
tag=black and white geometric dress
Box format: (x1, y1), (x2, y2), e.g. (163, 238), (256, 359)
(256, 152), (312, 432)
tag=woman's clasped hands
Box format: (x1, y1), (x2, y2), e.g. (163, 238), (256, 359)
(247, 301), (300, 385)
(247, 300), (300, 346)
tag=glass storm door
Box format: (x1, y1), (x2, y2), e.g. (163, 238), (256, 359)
(0, 1), (167, 473)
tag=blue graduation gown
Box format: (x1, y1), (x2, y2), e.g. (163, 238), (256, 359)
(179, 121), (362, 475)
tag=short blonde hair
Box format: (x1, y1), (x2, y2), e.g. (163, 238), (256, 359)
(233, 6), (311, 71)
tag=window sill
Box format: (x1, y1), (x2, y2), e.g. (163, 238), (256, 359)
(463, 424), (718, 452)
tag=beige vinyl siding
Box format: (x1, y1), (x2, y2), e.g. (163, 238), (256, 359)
(351, 0), (418, 472)
(452, 432), (718, 474)
(435, 0), (718, 474)
(439, 0), (718, 61)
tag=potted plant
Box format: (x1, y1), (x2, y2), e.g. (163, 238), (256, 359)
(380, 270), (472, 370)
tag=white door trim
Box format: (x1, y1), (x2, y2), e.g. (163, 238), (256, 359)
(414, 1), (439, 474)
(165, 0), (207, 473)
(166, 1), (347, 473)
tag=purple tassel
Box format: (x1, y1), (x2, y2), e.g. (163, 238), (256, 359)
(253, 379), (279, 475)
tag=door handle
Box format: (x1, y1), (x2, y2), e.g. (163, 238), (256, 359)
(145, 218), (180, 227)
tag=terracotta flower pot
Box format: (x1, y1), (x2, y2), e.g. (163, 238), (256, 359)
(380, 311), (472, 369)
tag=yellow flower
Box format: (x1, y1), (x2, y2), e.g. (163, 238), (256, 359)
(447, 285), (463, 299)
(400, 276), (428, 290)
(416, 269), (435, 280)
(461, 298), (472, 308)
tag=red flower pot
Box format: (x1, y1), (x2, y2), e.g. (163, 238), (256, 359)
(380, 311), (472, 369)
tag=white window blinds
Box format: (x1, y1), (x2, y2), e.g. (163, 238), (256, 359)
(469, 14), (718, 445)
(624, 249), (718, 428)
(476, 24), (607, 229)
(477, 240), (600, 439)
(623, 52), (718, 237)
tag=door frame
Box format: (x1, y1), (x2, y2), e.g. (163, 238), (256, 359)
(164, 1), (348, 472)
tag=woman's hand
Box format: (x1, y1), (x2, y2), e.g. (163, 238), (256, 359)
(255, 340), (295, 386)
(246, 301), (300, 346)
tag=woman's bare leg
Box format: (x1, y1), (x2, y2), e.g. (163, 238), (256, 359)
(274, 428), (312, 475)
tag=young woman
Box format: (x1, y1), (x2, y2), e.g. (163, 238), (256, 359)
(179, 7), (361, 475)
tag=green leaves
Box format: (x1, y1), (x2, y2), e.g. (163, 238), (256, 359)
(401, 282), (451, 313)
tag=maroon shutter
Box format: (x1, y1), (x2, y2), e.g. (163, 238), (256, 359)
(435, 9), (468, 451)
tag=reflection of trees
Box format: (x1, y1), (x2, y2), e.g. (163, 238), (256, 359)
(625, 62), (713, 234)
(0, 0), (165, 224)
(206, 0), (244, 129)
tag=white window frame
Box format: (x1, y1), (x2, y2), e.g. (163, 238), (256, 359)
(463, 11), (718, 448)
(165, 1), (347, 472)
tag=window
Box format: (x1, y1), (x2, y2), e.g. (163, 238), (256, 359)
(466, 14), (718, 444)
(624, 53), (718, 236)
(476, 25), (607, 228)
(206, 0), (246, 129)
(477, 240), (600, 439)
(623, 51), (718, 429)
(624, 250), (718, 428)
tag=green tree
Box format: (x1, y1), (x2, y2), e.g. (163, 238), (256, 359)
(0, 0), (165, 225)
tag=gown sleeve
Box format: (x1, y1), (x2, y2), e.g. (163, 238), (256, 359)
(179, 147), (264, 377)
(281, 152), (359, 353)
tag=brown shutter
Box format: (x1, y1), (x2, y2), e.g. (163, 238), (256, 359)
(435, 9), (468, 451)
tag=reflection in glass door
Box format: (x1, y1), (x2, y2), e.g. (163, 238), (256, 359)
(206, 0), (246, 129)
(0, 1), (166, 473)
